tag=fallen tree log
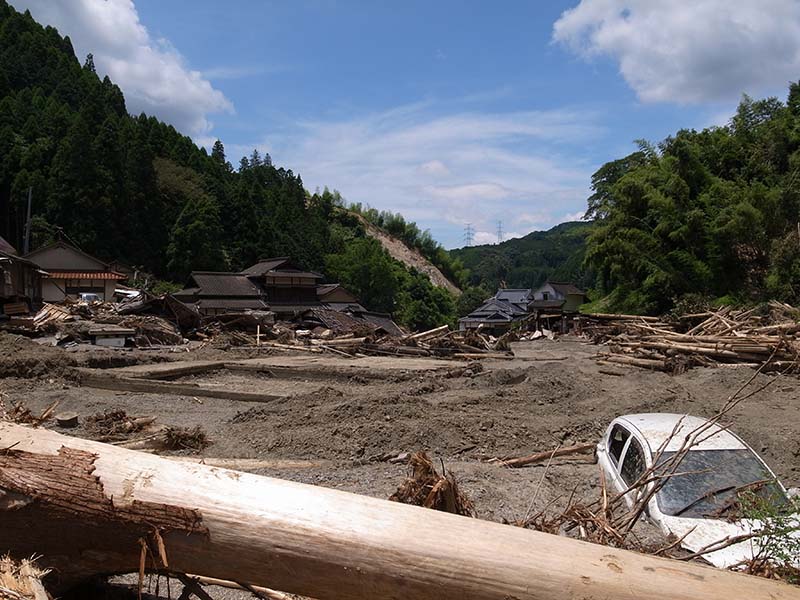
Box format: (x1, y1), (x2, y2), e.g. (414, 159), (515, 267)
(406, 325), (449, 342)
(1, 423), (798, 600)
(596, 354), (669, 371)
(494, 443), (596, 468)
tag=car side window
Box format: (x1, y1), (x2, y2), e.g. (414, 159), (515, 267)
(608, 424), (629, 466)
(620, 437), (646, 486)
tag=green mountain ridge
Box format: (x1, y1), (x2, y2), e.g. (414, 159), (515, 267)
(451, 221), (595, 293)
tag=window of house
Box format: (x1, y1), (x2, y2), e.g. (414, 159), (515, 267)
(608, 424), (629, 466)
(620, 437), (646, 486)
(542, 291), (549, 300)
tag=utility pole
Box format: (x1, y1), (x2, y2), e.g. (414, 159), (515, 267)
(463, 223), (474, 247)
(23, 187), (32, 255)
(496, 220), (503, 244)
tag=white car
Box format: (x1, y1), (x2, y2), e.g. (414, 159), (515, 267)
(596, 413), (799, 569)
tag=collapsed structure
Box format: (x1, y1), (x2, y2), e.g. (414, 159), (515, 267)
(459, 281), (587, 334)
(23, 240), (126, 303)
(0, 235), (42, 316)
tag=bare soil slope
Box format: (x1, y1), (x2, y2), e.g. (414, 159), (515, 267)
(355, 213), (462, 295)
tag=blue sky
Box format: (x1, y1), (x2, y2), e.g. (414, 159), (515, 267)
(12, 1), (800, 247)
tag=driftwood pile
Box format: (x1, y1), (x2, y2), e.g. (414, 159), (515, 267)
(579, 303), (800, 373)
(389, 451), (476, 517)
(256, 324), (521, 360)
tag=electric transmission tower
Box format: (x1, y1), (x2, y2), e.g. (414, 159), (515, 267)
(463, 223), (475, 246)
(496, 220), (503, 243)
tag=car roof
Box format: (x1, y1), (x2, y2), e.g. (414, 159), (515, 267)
(615, 413), (748, 453)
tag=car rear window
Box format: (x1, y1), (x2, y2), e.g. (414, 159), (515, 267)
(655, 449), (788, 519)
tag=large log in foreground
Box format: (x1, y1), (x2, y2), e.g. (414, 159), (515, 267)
(0, 423), (798, 600)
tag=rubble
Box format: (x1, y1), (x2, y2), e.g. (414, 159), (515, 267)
(578, 302), (800, 373)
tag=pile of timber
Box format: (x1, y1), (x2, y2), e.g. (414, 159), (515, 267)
(580, 303), (800, 373)
(257, 324), (519, 360)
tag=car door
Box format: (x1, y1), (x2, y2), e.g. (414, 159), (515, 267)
(604, 422), (648, 507)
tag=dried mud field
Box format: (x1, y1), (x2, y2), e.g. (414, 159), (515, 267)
(1, 332), (799, 598)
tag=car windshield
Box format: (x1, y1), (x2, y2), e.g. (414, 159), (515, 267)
(655, 449), (788, 519)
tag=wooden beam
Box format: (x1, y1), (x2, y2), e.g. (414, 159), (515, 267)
(1, 423), (798, 600)
(76, 369), (286, 403)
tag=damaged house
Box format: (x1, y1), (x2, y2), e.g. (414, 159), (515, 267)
(241, 257), (324, 318)
(24, 240), (126, 303)
(0, 235), (43, 315)
(458, 282), (587, 333)
(172, 272), (269, 317)
(458, 289), (532, 334)
(173, 256), (403, 335)
(529, 281), (586, 314)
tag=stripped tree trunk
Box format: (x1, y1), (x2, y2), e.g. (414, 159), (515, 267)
(0, 423), (798, 600)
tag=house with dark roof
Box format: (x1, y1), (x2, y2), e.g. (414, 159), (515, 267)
(171, 257), (403, 337)
(24, 240), (125, 303)
(172, 272), (268, 316)
(458, 294), (530, 333)
(0, 235), (43, 314)
(458, 281), (587, 332)
(242, 257), (323, 316)
(530, 281), (586, 313)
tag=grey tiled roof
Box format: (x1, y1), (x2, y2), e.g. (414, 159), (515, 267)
(241, 257), (291, 276)
(495, 288), (531, 304)
(189, 272), (263, 297)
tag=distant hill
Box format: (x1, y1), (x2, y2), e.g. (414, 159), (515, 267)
(451, 221), (595, 292)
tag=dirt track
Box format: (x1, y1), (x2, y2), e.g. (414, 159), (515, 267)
(1, 333), (799, 597)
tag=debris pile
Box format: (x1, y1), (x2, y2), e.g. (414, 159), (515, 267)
(0, 396), (58, 426)
(164, 425), (210, 451)
(255, 324), (529, 360)
(85, 409), (155, 442)
(389, 451), (476, 517)
(578, 304), (800, 373)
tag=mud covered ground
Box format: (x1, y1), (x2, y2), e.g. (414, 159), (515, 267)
(1, 332), (799, 598)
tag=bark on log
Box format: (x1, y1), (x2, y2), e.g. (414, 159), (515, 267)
(1, 423), (799, 600)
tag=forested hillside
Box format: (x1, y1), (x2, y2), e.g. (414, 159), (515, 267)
(584, 88), (800, 314)
(0, 1), (455, 329)
(450, 221), (594, 308)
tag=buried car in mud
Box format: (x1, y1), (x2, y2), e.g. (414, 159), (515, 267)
(597, 413), (799, 569)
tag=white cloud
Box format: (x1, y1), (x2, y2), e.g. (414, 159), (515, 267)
(11, 0), (233, 136)
(418, 160), (450, 176)
(474, 231), (500, 245)
(426, 183), (511, 201)
(553, 0), (800, 104)
(253, 101), (599, 247)
(562, 210), (586, 222)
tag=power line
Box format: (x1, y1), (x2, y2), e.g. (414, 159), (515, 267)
(463, 223), (475, 246)
(496, 220), (503, 244)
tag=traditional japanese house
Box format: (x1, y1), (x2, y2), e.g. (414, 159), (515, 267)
(172, 272), (268, 316)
